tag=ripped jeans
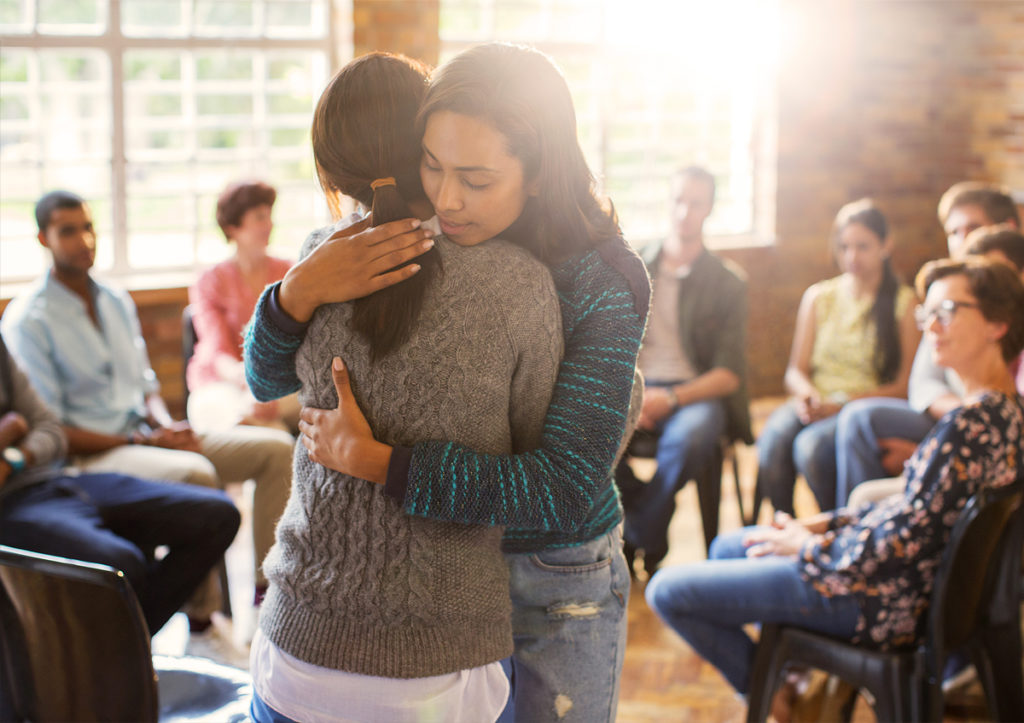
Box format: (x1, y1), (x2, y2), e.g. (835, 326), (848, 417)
(505, 527), (630, 723)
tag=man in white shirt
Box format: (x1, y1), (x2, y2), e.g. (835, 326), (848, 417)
(2, 189), (294, 623)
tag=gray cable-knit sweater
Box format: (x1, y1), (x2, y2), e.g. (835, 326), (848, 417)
(259, 228), (562, 679)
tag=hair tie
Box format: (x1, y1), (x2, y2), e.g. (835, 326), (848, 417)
(370, 177), (396, 191)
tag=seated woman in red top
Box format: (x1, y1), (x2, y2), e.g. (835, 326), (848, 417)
(187, 181), (296, 434)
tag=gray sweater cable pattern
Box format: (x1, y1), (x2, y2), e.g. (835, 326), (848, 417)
(259, 229), (563, 678)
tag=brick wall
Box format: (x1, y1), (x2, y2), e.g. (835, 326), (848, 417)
(134, 288), (190, 419)
(352, 0), (440, 65)
(722, 0), (1024, 395)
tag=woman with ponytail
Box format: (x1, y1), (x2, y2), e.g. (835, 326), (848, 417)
(247, 52), (563, 723)
(246, 43), (650, 723)
(755, 199), (919, 516)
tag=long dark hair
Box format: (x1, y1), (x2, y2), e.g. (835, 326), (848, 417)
(832, 198), (901, 383)
(311, 52), (440, 360)
(417, 43), (619, 264)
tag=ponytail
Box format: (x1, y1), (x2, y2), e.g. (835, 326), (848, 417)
(350, 178), (441, 360)
(871, 257), (901, 383)
(311, 52), (439, 360)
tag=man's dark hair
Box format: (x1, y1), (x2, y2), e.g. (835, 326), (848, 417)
(35, 190), (86, 232)
(965, 226), (1024, 272)
(938, 184), (1020, 227)
(674, 166), (716, 205)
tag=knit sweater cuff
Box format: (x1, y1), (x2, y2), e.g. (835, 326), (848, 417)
(267, 282), (312, 337)
(384, 445), (413, 503)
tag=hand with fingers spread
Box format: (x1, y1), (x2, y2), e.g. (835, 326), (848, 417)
(298, 357), (391, 484)
(280, 217), (436, 323)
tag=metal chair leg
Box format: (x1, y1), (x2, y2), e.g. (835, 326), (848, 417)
(217, 557), (232, 618)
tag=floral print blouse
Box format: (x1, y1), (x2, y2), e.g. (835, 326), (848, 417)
(800, 391), (1024, 649)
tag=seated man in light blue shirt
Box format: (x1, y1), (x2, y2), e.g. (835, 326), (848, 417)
(1, 190), (294, 623)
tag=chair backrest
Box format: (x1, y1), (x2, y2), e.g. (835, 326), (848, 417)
(926, 479), (1024, 671)
(0, 545), (159, 722)
(182, 304), (197, 406)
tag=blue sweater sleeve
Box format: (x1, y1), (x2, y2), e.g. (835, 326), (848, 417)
(385, 245), (650, 532)
(243, 283), (307, 402)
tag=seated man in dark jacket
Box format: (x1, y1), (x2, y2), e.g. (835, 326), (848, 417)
(0, 337), (239, 635)
(617, 166), (753, 575)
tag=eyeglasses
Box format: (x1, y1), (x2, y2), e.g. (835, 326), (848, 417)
(914, 299), (980, 330)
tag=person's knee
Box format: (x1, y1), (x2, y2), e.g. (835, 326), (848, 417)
(255, 433), (295, 476)
(646, 566), (702, 618)
(708, 529), (748, 560)
(645, 569), (676, 615)
(656, 407), (723, 477)
(836, 399), (876, 445)
(205, 495), (241, 547)
(793, 428), (832, 478)
(177, 453), (220, 489)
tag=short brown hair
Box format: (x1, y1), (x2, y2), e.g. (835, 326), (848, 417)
(673, 166), (716, 206)
(215, 180), (277, 240)
(964, 225), (1024, 272)
(937, 182), (1019, 227)
(916, 257), (1024, 362)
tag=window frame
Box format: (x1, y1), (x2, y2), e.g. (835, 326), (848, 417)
(0, 0), (342, 292)
(438, 0), (778, 250)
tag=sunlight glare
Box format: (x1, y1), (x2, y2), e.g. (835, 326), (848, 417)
(606, 0), (780, 89)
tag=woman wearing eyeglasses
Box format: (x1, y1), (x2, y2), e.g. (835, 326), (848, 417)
(755, 199), (920, 516)
(645, 257), (1024, 719)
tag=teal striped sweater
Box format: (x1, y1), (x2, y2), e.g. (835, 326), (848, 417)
(244, 236), (650, 553)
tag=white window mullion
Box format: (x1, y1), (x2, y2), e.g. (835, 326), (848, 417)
(109, 0), (129, 275)
(2, 0), (338, 286)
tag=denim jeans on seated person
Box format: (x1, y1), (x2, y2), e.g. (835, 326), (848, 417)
(622, 396), (726, 561)
(834, 397), (936, 506)
(645, 527), (861, 695)
(0, 472), (239, 635)
(505, 526), (630, 723)
(755, 402), (838, 515)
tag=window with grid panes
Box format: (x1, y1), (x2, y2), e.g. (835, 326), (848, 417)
(0, 0), (336, 289)
(439, 0), (778, 248)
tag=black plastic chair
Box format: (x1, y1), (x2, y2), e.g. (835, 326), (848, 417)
(182, 304), (198, 409)
(746, 479), (1024, 722)
(0, 545), (251, 722)
(626, 432), (751, 554)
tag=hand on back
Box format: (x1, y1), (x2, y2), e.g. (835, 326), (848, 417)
(279, 218), (436, 323)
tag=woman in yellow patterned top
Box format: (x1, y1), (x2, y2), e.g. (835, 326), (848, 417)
(756, 199), (920, 515)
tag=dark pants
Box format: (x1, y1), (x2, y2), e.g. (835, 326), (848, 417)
(0, 473), (240, 634)
(619, 397), (727, 560)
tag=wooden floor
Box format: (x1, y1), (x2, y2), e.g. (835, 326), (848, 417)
(167, 397), (999, 722)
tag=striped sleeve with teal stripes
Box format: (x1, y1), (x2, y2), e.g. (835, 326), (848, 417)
(390, 240), (649, 551)
(243, 283), (305, 403)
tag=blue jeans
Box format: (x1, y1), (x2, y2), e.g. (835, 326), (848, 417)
(623, 398), (726, 558)
(645, 528), (861, 695)
(0, 473), (239, 634)
(505, 527), (630, 723)
(251, 690), (299, 723)
(755, 402), (838, 514)
(835, 398), (936, 506)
